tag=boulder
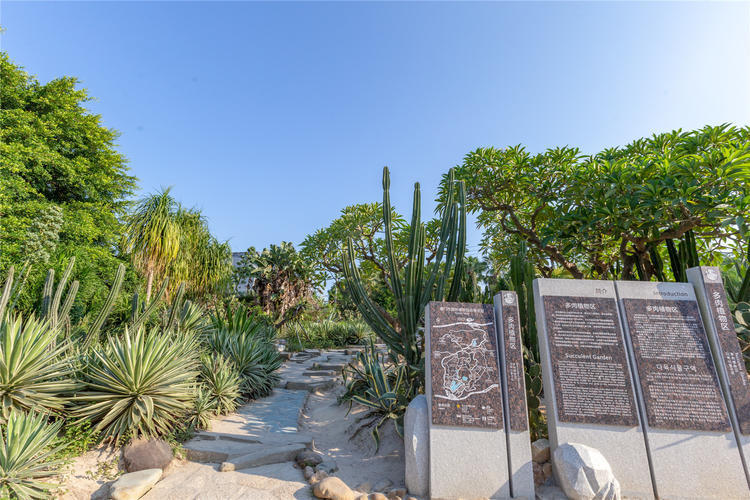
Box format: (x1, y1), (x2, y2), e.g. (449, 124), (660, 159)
(313, 476), (356, 500)
(531, 438), (550, 463)
(122, 439), (173, 473)
(109, 468), (162, 500)
(552, 443), (621, 500)
(297, 449), (324, 467)
(304, 466), (316, 480)
(403, 395), (428, 497)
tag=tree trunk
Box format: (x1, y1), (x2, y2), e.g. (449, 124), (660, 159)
(145, 269), (154, 303)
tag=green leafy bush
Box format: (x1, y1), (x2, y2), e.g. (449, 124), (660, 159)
(0, 315), (77, 419)
(74, 328), (199, 440)
(0, 410), (65, 500)
(283, 319), (373, 351)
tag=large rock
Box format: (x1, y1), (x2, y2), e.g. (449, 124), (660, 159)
(531, 438), (550, 463)
(403, 395), (428, 497)
(109, 468), (162, 500)
(552, 443), (621, 500)
(313, 476), (356, 500)
(122, 439), (173, 473)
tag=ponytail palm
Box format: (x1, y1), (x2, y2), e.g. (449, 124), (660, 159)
(122, 188), (181, 302)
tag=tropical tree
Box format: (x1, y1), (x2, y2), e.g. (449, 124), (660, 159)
(234, 242), (318, 327)
(443, 124), (750, 280)
(122, 189), (181, 302)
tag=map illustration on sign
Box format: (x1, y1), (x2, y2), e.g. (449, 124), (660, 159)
(433, 322), (499, 401)
(427, 302), (503, 428)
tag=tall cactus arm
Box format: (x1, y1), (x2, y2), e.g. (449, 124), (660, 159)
(130, 276), (168, 332)
(51, 257), (76, 324)
(165, 282), (186, 332)
(419, 170), (456, 307)
(85, 263), (125, 348)
(0, 266), (14, 319)
(59, 280), (79, 324)
(446, 181), (467, 302)
(41, 269), (55, 321)
(382, 167), (405, 315)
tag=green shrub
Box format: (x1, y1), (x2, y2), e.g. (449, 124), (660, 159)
(74, 328), (199, 440)
(200, 354), (242, 415)
(284, 319), (373, 351)
(226, 332), (281, 399)
(0, 410), (65, 500)
(0, 315), (77, 419)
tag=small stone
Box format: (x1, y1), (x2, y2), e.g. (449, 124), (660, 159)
(542, 462), (553, 480)
(313, 476), (356, 500)
(297, 449), (324, 467)
(122, 439), (173, 472)
(304, 465), (315, 480)
(553, 443), (621, 500)
(387, 488), (406, 499)
(315, 460), (339, 474)
(309, 470), (329, 485)
(109, 468), (162, 500)
(533, 461), (545, 487)
(372, 479), (392, 492)
(368, 494), (388, 500)
(354, 481), (372, 492)
(531, 438), (550, 464)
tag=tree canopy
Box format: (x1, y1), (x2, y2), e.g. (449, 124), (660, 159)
(441, 124), (750, 280)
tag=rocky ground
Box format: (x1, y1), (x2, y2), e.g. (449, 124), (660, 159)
(58, 348), (414, 500)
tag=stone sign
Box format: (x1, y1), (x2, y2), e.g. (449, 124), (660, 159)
(615, 280), (748, 499)
(688, 266), (750, 487)
(533, 279), (654, 499)
(494, 291), (534, 500)
(427, 302), (503, 428)
(425, 301), (510, 499)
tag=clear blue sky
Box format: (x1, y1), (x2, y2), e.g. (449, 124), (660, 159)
(3, 1), (750, 255)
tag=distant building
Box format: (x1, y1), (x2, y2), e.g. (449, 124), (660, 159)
(232, 251), (250, 295)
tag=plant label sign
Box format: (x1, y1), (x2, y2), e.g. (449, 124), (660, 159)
(533, 279), (653, 499)
(615, 280), (748, 499)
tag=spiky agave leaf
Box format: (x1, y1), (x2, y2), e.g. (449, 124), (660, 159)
(226, 332), (281, 399)
(0, 410), (65, 500)
(187, 386), (216, 431)
(0, 315), (78, 419)
(200, 354), (242, 415)
(74, 327), (199, 440)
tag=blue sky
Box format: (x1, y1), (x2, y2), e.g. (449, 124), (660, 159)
(3, 1), (750, 255)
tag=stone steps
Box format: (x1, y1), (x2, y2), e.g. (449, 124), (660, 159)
(184, 430), (314, 464)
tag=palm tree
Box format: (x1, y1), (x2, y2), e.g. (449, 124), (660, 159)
(122, 188), (181, 302)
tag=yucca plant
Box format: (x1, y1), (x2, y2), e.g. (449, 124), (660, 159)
(340, 342), (414, 450)
(0, 315), (77, 420)
(74, 327), (199, 440)
(200, 354), (242, 415)
(0, 410), (65, 500)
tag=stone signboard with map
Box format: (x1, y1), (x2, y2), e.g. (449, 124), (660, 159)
(428, 302), (503, 428)
(425, 301), (510, 499)
(615, 280), (748, 499)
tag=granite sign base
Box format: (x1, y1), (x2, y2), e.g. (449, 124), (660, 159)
(615, 280), (749, 499)
(495, 292), (535, 500)
(687, 267), (750, 490)
(425, 302), (511, 499)
(533, 278), (654, 499)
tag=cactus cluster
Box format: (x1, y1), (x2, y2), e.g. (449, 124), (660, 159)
(341, 166), (466, 388)
(40, 258), (80, 336)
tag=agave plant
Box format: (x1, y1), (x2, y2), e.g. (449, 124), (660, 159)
(0, 315), (77, 419)
(226, 332), (281, 399)
(0, 410), (65, 500)
(187, 387), (215, 431)
(340, 342), (414, 450)
(74, 328), (199, 440)
(200, 354), (242, 415)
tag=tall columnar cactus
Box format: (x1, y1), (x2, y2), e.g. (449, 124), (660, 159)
(665, 229), (699, 282)
(130, 277), (169, 332)
(509, 243), (537, 362)
(40, 258), (79, 333)
(84, 263), (126, 348)
(342, 167), (466, 387)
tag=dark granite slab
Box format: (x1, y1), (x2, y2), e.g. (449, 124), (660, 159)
(621, 297), (731, 432)
(543, 295), (638, 426)
(499, 291), (529, 432)
(698, 267), (750, 434)
(428, 302), (503, 429)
